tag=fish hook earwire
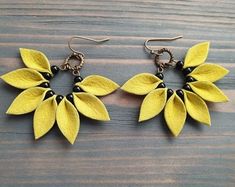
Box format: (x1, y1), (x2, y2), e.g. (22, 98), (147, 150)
(68, 36), (110, 56)
(61, 36), (110, 76)
(144, 35), (183, 73)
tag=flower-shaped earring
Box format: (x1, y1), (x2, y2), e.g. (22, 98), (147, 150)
(121, 36), (229, 136)
(1, 36), (119, 144)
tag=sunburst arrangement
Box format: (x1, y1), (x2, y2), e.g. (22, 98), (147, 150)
(1, 48), (119, 144)
(121, 42), (229, 136)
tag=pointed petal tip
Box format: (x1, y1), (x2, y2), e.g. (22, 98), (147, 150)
(172, 131), (180, 137)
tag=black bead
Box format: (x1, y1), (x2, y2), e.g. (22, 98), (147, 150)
(42, 72), (52, 80)
(74, 76), (83, 83)
(157, 82), (166, 88)
(39, 82), (50, 88)
(167, 89), (174, 99)
(156, 73), (164, 80)
(44, 90), (55, 100)
(176, 89), (184, 100)
(183, 84), (192, 91)
(51, 65), (60, 75)
(176, 61), (184, 70)
(66, 93), (74, 103)
(73, 86), (82, 92)
(183, 67), (193, 76)
(56, 95), (64, 104)
(186, 76), (196, 82)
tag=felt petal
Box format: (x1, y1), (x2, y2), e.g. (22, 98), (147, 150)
(56, 98), (80, 144)
(1, 68), (48, 89)
(189, 81), (228, 102)
(121, 73), (162, 95)
(76, 75), (119, 96)
(139, 88), (167, 122)
(20, 48), (52, 74)
(33, 96), (57, 139)
(183, 42), (210, 68)
(73, 92), (110, 121)
(183, 90), (211, 125)
(189, 63), (229, 82)
(6, 87), (48, 115)
(164, 93), (186, 136)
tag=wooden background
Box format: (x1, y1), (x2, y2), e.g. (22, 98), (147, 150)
(0, 0), (234, 186)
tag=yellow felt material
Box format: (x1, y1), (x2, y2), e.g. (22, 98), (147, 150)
(139, 88), (167, 122)
(20, 48), (52, 74)
(1, 68), (48, 89)
(121, 73), (162, 95)
(33, 96), (57, 139)
(184, 42), (210, 68)
(56, 98), (80, 144)
(73, 92), (110, 121)
(164, 93), (186, 136)
(189, 63), (229, 82)
(189, 81), (228, 102)
(6, 87), (48, 115)
(183, 90), (211, 125)
(76, 75), (119, 96)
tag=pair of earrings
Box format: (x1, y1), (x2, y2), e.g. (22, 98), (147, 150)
(1, 36), (229, 144)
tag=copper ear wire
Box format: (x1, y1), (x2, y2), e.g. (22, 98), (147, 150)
(144, 35), (183, 73)
(61, 36), (110, 76)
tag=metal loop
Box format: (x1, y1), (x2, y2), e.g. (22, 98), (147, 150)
(61, 36), (110, 75)
(144, 35), (183, 73)
(60, 52), (84, 76)
(154, 48), (175, 73)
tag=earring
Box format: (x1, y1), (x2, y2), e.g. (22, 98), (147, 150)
(121, 36), (229, 136)
(1, 36), (119, 144)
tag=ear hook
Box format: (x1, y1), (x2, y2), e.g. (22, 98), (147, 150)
(144, 35), (183, 73)
(62, 36), (110, 76)
(68, 36), (110, 55)
(144, 35), (183, 54)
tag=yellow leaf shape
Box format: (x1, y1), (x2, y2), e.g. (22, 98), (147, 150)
(121, 73), (162, 95)
(7, 87), (48, 115)
(139, 88), (167, 122)
(20, 48), (52, 74)
(1, 68), (48, 89)
(56, 98), (80, 144)
(164, 93), (186, 136)
(33, 96), (57, 139)
(189, 63), (229, 82)
(183, 90), (211, 125)
(76, 75), (119, 96)
(184, 42), (210, 68)
(73, 92), (110, 121)
(189, 81), (228, 102)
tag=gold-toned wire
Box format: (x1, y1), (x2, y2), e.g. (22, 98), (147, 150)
(144, 35), (183, 54)
(61, 36), (110, 76)
(144, 35), (183, 73)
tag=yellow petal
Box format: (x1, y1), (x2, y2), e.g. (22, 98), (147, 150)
(1, 68), (47, 89)
(121, 73), (162, 95)
(184, 42), (210, 68)
(164, 93), (186, 136)
(33, 96), (57, 139)
(20, 48), (52, 74)
(76, 75), (119, 96)
(6, 87), (48, 115)
(139, 88), (167, 122)
(56, 98), (80, 144)
(183, 90), (211, 125)
(189, 81), (228, 102)
(73, 92), (110, 121)
(189, 63), (229, 82)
